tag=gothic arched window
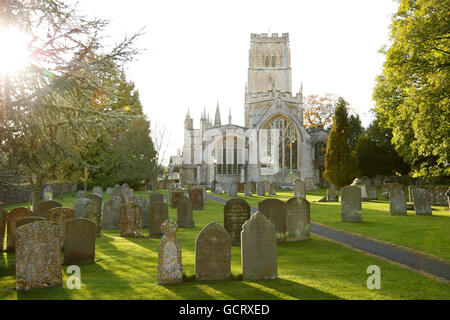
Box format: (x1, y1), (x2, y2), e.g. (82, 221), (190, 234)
(262, 114), (299, 170)
(265, 56), (270, 67)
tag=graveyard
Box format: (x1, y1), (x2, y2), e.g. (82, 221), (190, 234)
(1, 187), (449, 300)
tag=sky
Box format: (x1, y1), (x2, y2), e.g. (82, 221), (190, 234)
(72, 0), (400, 165)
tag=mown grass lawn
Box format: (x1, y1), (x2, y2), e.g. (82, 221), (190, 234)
(0, 190), (449, 300)
(212, 189), (450, 261)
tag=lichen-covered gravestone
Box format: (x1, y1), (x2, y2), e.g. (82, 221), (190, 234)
(77, 190), (85, 198)
(326, 183), (338, 201)
(47, 207), (75, 249)
(73, 198), (93, 218)
(340, 185), (362, 222)
(148, 201), (169, 236)
(15, 216), (46, 229)
(170, 190), (185, 208)
(158, 219), (183, 284)
(36, 200), (63, 219)
(64, 218), (96, 265)
(93, 186), (103, 196)
(257, 182), (265, 196)
(268, 182), (277, 195)
(7, 207), (33, 252)
(102, 196), (121, 229)
(389, 187), (407, 216)
(0, 202), (6, 251)
(84, 193), (103, 235)
(228, 183), (238, 197)
(189, 188), (204, 210)
(132, 196), (150, 228)
(15, 221), (62, 290)
(224, 198), (250, 245)
(412, 188), (432, 216)
(122, 187), (134, 203)
(177, 196), (194, 228)
(258, 198), (286, 242)
(120, 202), (142, 238)
(195, 222), (231, 281)
(293, 179), (305, 198)
(241, 212), (277, 280)
(285, 197), (310, 241)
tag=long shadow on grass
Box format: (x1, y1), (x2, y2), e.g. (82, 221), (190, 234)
(0, 252), (15, 278)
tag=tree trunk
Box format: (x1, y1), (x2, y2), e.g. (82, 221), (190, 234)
(31, 175), (43, 212)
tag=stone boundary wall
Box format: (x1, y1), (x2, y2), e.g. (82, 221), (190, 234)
(0, 182), (77, 205)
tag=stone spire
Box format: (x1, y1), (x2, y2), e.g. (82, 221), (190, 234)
(214, 101), (221, 127)
(228, 108), (232, 125)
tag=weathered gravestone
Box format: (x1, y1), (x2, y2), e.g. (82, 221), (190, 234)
(15, 216), (46, 229)
(340, 185), (362, 222)
(351, 178), (368, 201)
(36, 200), (63, 219)
(228, 183), (237, 197)
(43, 185), (54, 201)
(77, 190), (85, 198)
(131, 196), (150, 228)
(257, 182), (265, 196)
(326, 184), (338, 201)
(195, 222), (231, 281)
(7, 207), (33, 252)
(285, 197), (310, 241)
(111, 184), (121, 198)
(224, 198), (250, 245)
(106, 187), (112, 195)
(47, 207), (75, 248)
(102, 197), (121, 229)
(367, 185), (377, 200)
(215, 184), (223, 194)
(0, 203), (6, 251)
(93, 186), (103, 196)
(148, 201), (169, 236)
(244, 183), (253, 196)
(241, 212), (277, 280)
(158, 219), (183, 284)
(268, 182), (277, 195)
(389, 187), (407, 216)
(122, 187), (134, 203)
(84, 193), (103, 234)
(149, 192), (164, 204)
(15, 221), (62, 290)
(237, 183), (245, 193)
(189, 188), (204, 210)
(412, 188), (432, 216)
(120, 202), (142, 238)
(293, 179), (306, 198)
(211, 180), (217, 193)
(64, 218), (96, 265)
(258, 198), (286, 242)
(170, 190), (185, 208)
(177, 196), (194, 228)
(73, 198), (94, 219)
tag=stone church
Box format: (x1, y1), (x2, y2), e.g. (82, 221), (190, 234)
(176, 33), (328, 190)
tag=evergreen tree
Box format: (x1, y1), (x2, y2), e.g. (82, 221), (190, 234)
(348, 114), (364, 150)
(323, 98), (358, 189)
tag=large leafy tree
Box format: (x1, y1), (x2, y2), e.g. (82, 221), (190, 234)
(373, 0), (450, 180)
(323, 98), (359, 189)
(303, 93), (338, 129)
(354, 117), (410, 177)
(0, 0), (142, 209)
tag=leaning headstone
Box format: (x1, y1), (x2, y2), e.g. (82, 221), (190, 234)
(15, 221), (61, 290)
(189, 188), (204, 210)
(326, 183), (338, 201)
(158, 219), (183, 284)
(412, 188), (432, 216)
(102, 197), (121, 229)
(367, 185), (377, 200)
(285, 197), (310, 241)
(6, 207), (33, 252)
(170, 190), (185, 208)
(0, 202), (7, 251)
(15, 216), (46, 229)
(293, 179), (306, 198)
(43, 185), (54, 201)
(195, 222), (231, 281)
(228, 183), (237, 197)
(149, 192), (164, 204)
(244, 183), (253, 197)
(340, 185), (362, 222)
(120, 202), (142, 238)
(258, 198), (285, 242)
(84, 193), (103, 234)
(389, 187), (407, 216)
(64, 218), (96, 265)
(177, 196), (194, 228)
(268, 182), (277, 195)
(36, 200), (62, 219)
(132, 196), (150, 228)
(241, 212), (277, 280)
(93, 186), (103, 196)
(148, 201), (169, 236)
(47, 207), (75, 248)
(224, 198), (250, 246)
(257, 182), (265, 196)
